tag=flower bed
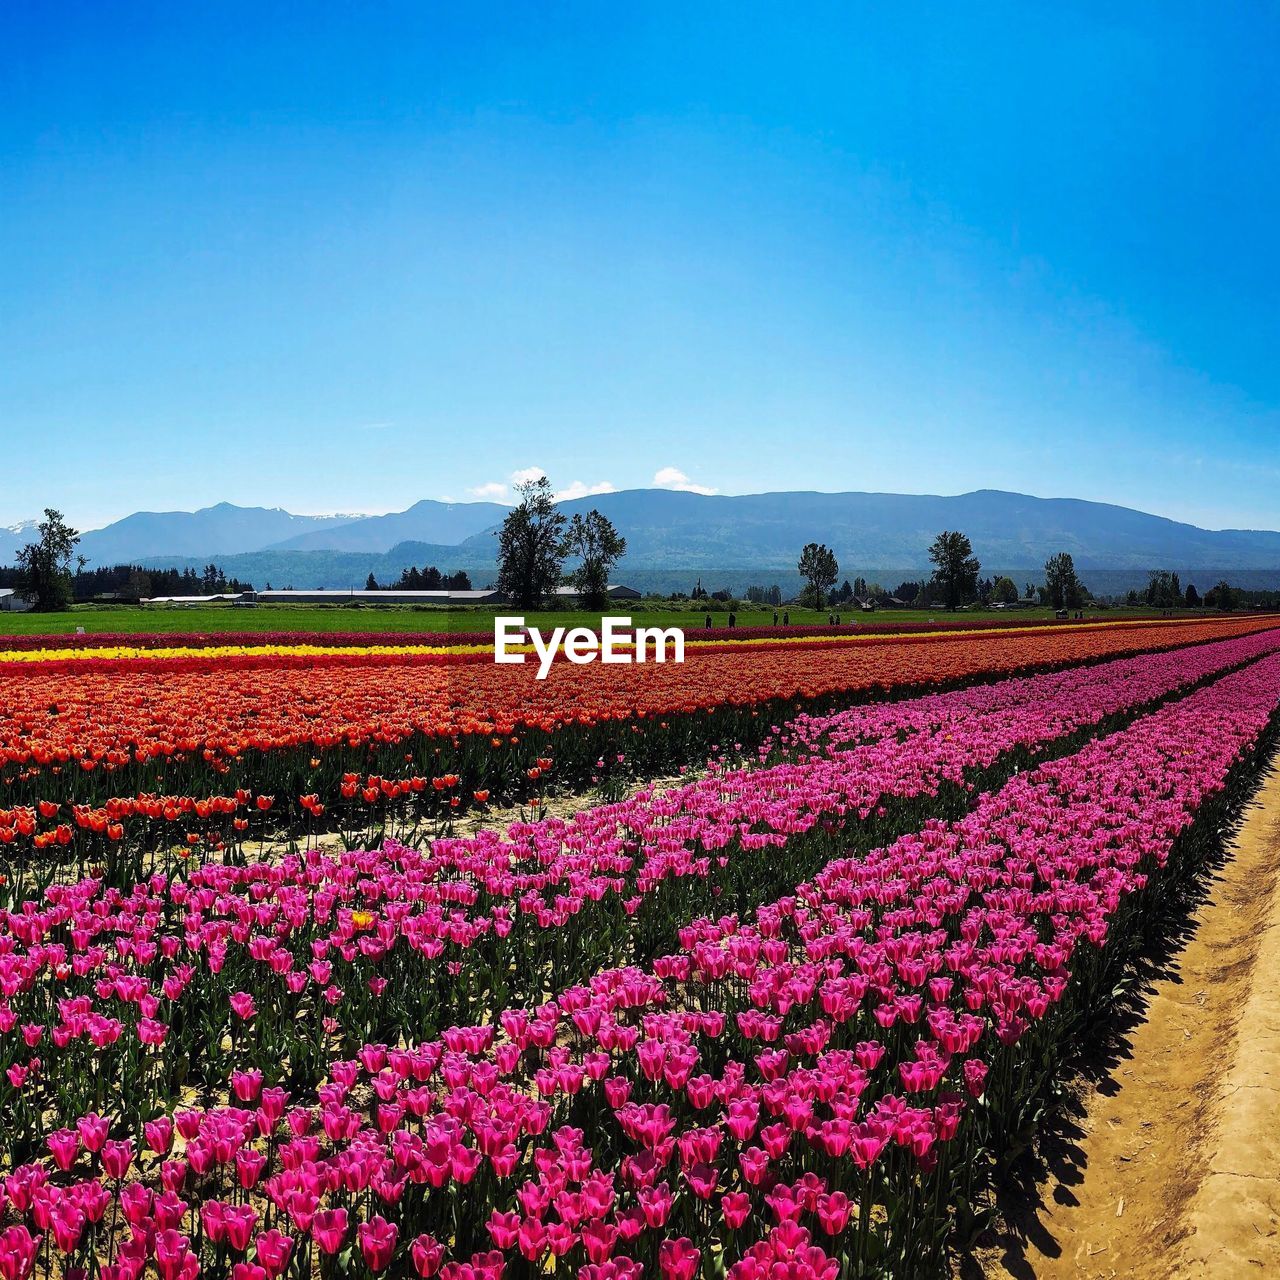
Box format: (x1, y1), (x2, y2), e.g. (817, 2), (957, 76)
(0, 643), (1278, 1276)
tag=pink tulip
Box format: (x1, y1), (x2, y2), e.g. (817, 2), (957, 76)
(45, 1130), (78, 1172)
(229, 992), (257, 1020)
(252, 1229), (293, 1278)
(311, 1208), (348, 1255)
(658, 1238), (701, 1280)
(411, 1234), (445, 1278)
(357, 1216), (398, 1273)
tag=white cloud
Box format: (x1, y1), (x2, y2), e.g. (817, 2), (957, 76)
(466, 468), (544, 502)
(555, 480), (618, 502)
(653, 465), (718, 495)
(466, 468), (613, 504)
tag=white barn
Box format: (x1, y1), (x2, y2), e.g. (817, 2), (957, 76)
(0, 589), (33, 612)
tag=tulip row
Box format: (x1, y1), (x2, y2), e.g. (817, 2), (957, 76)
(0, 641), (1277, 1278)
(1, 618), (1274, 877)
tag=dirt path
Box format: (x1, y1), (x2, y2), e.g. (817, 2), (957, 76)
(984, 762), (1280, 1279)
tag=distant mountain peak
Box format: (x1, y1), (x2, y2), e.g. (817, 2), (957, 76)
(264, 499), (510, 554)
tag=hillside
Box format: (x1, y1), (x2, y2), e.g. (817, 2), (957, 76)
(265, 499), (508, 552)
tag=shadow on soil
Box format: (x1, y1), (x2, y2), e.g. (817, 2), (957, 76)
(954, 826), (1238, 1279)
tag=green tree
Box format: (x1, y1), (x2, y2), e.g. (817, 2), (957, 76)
(1043, 552), (1085, 610)
(16, 509), (83, 611)
(365, 573), (380, 591)
(1208, 579), (1237, 611)
(797, 542), (839, 609)
(1145, 570), (1181, 609)
(124, 569), (152, 603)
(992, 575), (1019, 604)
(495, 476), (567, 608)
(562, 509), (627, 610)
(1185, 582), (1200, 608)
(927, 530), (980, 611)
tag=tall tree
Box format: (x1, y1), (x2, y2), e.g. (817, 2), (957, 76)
(1209, 579), (1237, 611)
(16, 509), (83, 611)
(1043, 552), (1085, 610)
(927, 530), (980, 611)
(1145, 570), (1180, 609)
(797, 543), (839, 609)
(561, 510), (627, 610)
(495, 476), (567, 608)
(992, 575), (1019, 604)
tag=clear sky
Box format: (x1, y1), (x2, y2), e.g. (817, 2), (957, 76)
(3, 2), (1278, 532)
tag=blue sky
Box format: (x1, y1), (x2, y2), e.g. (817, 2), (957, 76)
(3, 2), (1278, 531)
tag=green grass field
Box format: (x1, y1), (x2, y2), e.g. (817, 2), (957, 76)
(0, 601), (1159, 637)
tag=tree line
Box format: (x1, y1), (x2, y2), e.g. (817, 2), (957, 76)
(795, 530), (1036, 611)
(1128, 571), (1272, 612)
(791, 534), (1091, 612)
(364, 566), (473, 592)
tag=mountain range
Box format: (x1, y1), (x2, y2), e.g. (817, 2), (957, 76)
(0, 504), (363, 566)
(4, 490), (1279, 590)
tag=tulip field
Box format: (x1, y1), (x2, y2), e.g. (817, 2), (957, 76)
(0, 615), (1278, 1278)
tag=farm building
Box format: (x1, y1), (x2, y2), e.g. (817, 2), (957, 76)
(0, 589), (33, 612)
(140, 594), (250, 605)
(251, 588), (504, 605)
(552, 584), (643, 603)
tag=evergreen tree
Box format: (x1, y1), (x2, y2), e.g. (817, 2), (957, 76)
(927, 530), (980, 611)
(1044, 552), (1085, 610)
(797, 543), (839, 609)
(15, 509), (82, 611)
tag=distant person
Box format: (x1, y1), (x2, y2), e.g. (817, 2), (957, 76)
(705, 613), (712, 628)
(773, 610), (779, 625)
(828, 613), (835, 626)
(728, 611), (736, 628)
(834, 612), (841, 625)
(783, 611), (789, 625)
